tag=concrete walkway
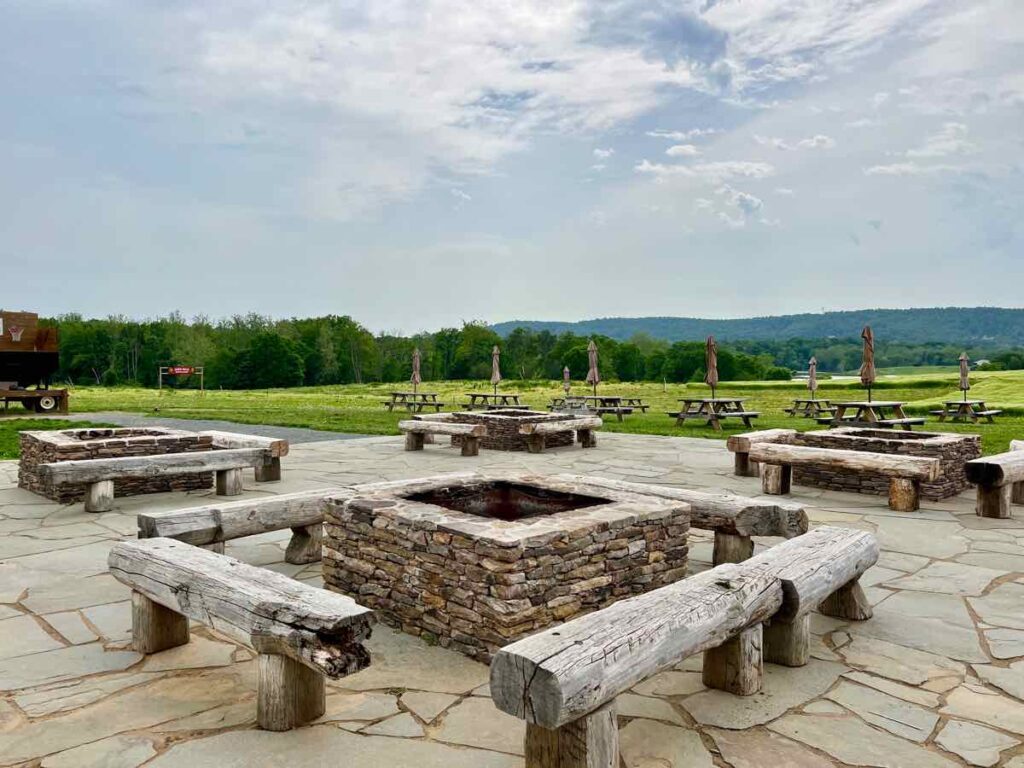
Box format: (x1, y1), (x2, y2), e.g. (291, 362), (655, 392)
(1, 433), (1023, 767)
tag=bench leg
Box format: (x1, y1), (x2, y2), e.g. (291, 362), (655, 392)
(888, 478), (920, 512)
(525, 434), (545, 454)
(257, 653), (326, 731)
(84, 480), (114, 513)
(712, 532), (754, 565)
(461, 436), (480, 457)
(525, 701), (617, 768)
(763, 613), (809, 667)
(820, 578), (873, 620)
(131, 591), (189, 654)
(702, 624), (763, 696)
(1013, 481), (1024, 506)
(285, 523), (323, 564)
(761, 464), (791, 495)
(977, 484), (1012, 519)
(578, 429), (597, 448)
(255, 457), (281, 483)
(404, 432), (425, 451)
(733, 452), (759, 477)
(216, 468), (244, 496)
(201, 542), (225, 554)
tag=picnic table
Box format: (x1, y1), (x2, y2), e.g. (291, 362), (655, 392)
(785, 398), (836, 419)
(818, 401), (924, 429)
(462, 392), (524, 410)
(668, 398), (759, 431)
(548, 395), (644, 421)
(931, 400), (1002, 424)
(381, 391), (445, 413)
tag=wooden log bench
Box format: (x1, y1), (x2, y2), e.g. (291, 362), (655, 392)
(554, 474), (808, 566)
(965, 448), (1024, 519)
(726, 428), (797, 477)
(748, 443), (940, 513)
(108, 538), (373, 731)
(137, 488), (337, 564)
(398, 420), (487, 456)
(37, 448), (270, 513)
(519, 417), (603, 453)
(489, 525), (877, 767)
(199, 431), (288, 482)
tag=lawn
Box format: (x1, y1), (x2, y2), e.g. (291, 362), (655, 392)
(0, 419), (116, 460)
(51, 369), (1024, 455)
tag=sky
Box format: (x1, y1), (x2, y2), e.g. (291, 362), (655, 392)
(2, 0), (1023, 334)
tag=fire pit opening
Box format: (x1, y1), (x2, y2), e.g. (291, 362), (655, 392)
(62, 428), (170, 441)
(404, 480), (610, 522)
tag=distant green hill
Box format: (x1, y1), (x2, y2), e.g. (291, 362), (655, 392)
(491, 307), (1024, 346)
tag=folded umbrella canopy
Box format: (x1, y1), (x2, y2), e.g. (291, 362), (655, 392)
(704, 336), (719, 399)
(563, 365), (571, 396)
(860, 326), (876, 401)
(410, 348), (422, 393)
(959, 352), (970, 401)
(491, 345), (502, 394)
(808, 356), (819, 400)
(585, 340), (600, 396)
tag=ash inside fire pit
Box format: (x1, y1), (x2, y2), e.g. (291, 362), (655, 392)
(405, 480), (609, 521)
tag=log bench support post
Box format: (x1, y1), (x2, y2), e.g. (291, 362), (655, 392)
(405, 432), (425, 451)
(577, 429), (597, 449)
(888, 478), (920, 513)
(85, 480), (114, 513)
(216, 467), (244, 496)
(1013, 481), (1024, 506)
(461, 436), (481, 457)
(734, 452), (759, 478)
(257, 652), (327, 731)
(285, 523), (323, 565)
(702, 623), (763, 695)
(525, 702), (618, 768)
(255, 457), (282, 483)
(761, 464), (792, 495)
(526, 434), (546, 454)
(763, 613), (810, 667)
(713, 532), (754, 565)
(727, 429), (796, 478)
(976, 484), (1012, 519)
(819, 579), (873, 621)
(131, 591), (189, 654)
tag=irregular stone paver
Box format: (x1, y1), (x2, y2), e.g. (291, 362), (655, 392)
(13, 672), (157, 717)
(619, 719), (713, 768)
(681, 661), (846, 729)
(882, 561), (1004, 596)
(141, 636), (238, 672)
(21, 573), (129, 614)
(0, 643), (142, 691)
(43, 610), (100, 645)
(708, 726), (832, 768)
(319, 692), (399, 723)
(841, 670), (940, 707)
(974, 661), (1024, 700)
(615, 692), (686, 724)
(432, 696), (524, 755)
(400, 691), (459, 724)
(632, 670), (705, 697)
(154, 701), (255, 732)
(0, 614), (64, 659)
(935, 719), (1019, 767)
(40, 733), (157, 768)
(969, 582), (1024, 630)
(363, 712), (426, 737)
(769, 713), (958, 768)
(838, 635), (964, 687)
(824, 680), (937, 742)
(852, 591), (986, 662)
(986, 628), (1024, 659)
(942, 682), (1024, 735)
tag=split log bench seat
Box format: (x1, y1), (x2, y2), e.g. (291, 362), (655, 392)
(519, 417), (603, 453)
(489, 525), (877, 767)
(748, 443), (940, 512)
(554, 474), (808, 566)
(108, 538), (373, 731)
(399, 420), (487, 456)
(727, 428), (797, 477)
(965, 448), (1024, 519)
(137, 488), (338, 564)
(37, 448), (271, 513)
(199, 431), (289, 482)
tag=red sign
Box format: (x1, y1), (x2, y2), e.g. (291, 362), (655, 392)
(168, 366), (195, 376)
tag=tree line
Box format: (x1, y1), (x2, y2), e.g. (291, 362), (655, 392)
(42, 314), (1018, 390)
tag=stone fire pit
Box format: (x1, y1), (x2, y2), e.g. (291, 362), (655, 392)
(450, 409), (580, 451)
(19, 427), (214, 503)
(323, 472), (690, 661)
(792, 427), (981, 500)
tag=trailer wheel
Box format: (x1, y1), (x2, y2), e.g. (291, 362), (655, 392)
(35, 396), (58, 413)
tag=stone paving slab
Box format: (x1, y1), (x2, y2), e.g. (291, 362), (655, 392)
(1, 431), (1024, 767)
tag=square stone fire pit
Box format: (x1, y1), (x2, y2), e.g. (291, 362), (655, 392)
(19, 427), (214, 503)
(450, 409), (579, 451)
(323, 472), (690, 661)
(792, 427), (981, 500)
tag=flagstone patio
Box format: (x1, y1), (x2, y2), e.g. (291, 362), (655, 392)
(1, 432), (1023, 767)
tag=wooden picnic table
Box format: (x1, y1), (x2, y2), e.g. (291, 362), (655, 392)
(548, 395), (646, 421)
(931, 400), (1002, 424)
(462, 392), (524, 410)
(820, 401), (924, 429)
(668, 398), (759, 431)
(785, 398), (835, 419)
(381, 391), (445, 413)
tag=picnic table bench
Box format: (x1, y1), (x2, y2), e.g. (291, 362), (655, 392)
(381, 391), (445, 412)
(817, 400), (925, 429)
(668, 397), (759, 431)
(462, 392), (523, 410)
(930, 400), (1002, 423)
(549, 395), (643, 420)
(785, 398), (835, 418)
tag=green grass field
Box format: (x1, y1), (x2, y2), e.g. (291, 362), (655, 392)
(27, 369), (1019, 456)
(0, 419), (115, 460)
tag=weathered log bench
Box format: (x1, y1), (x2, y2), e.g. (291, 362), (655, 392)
(398, 420), (487, 456)
(965, 448), (1024, 519)
(748, 442), (940, 512)
(726, 428), (797, 477)
(489, 525), (877, 767)
(137, 488), (337, 564)
(199, 431), (288, 482)
(519, 417), (603, 453)
(554, 474), (808, 565)
(108, 538), (373, 730)
(37, 448), (271, 513)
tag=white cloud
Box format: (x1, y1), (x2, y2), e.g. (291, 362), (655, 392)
(755, 133), (835, 150)
(635, 160), (775, 181)
(666, 144), (700, 157)
(717, 184), (763, 215)
(590, 163), (606, 171)
(451, 188), (472, 202)
(863, 162), (960, 176)
(846, 117), (881, 128)
(872, 91), (891, 108)
(775, 187), (795, 196)
(647, 128), (719, 141)
(905, 122), (976, 158)
(593, 147), (615, 159)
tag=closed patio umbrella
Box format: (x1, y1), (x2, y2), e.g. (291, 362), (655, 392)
(959, 352), (970, 401)
(704, 336), (719, 399)
(491, 345), (502, 394)
(808, 356), (819, 401)
(410, 348), (422, 393)
(860, 326), (876, 401)
(585, 340), (600, 396)
(563, 366), (571, 396)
